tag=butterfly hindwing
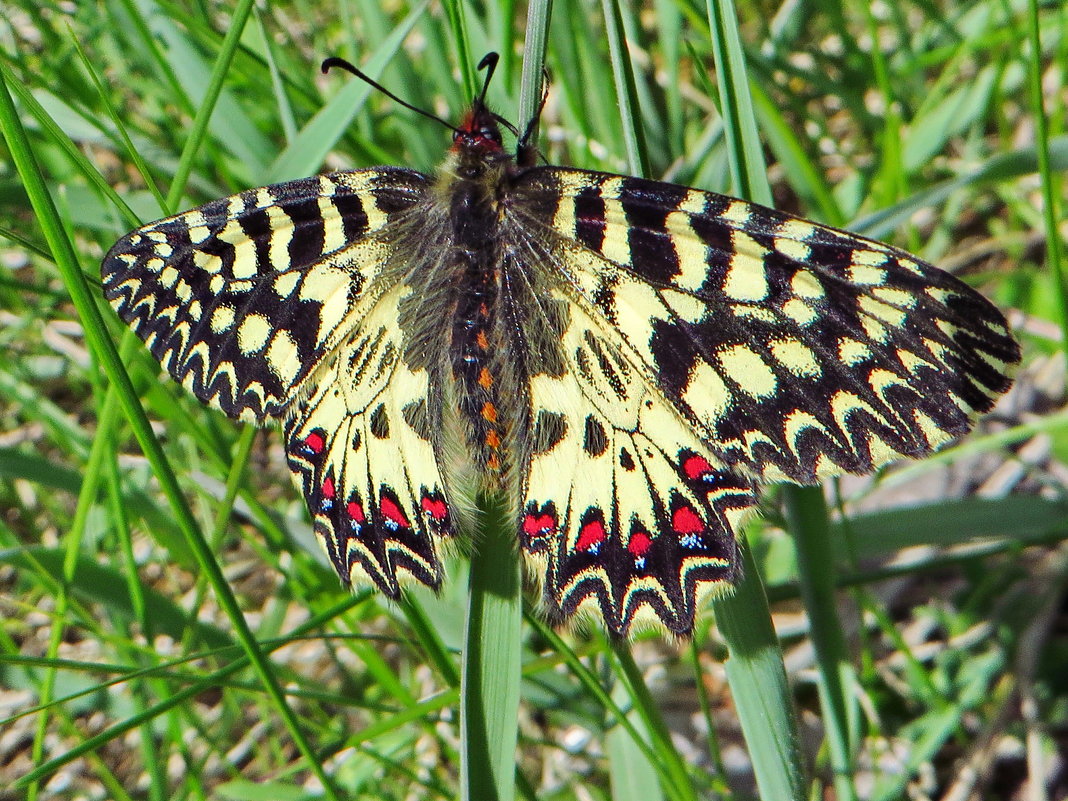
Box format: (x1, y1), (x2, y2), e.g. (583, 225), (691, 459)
(518, 288), (753, 635)
(512, 168), (1019, 485)
(102, 168), (430, 421)
(285, 284), (454, 594)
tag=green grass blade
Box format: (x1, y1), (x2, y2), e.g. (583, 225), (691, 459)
(783, 484), (859, 801)
(600, 0), (648, 176)
(606, 671), (664, 801)
(610, 642), (697, 801)
(528, 621), (680, 788)
(266, 2), (428, 183)
(1025, 0), (1067, 348)
(518, 0), (552, 132)
(460, 494), (522, 801)
(749, 80), (844, 226)
(706, 0), (771, 206)
(163, 0), (258, 208)
(0, 60), (140, 227)
(706, 1), (815, 798)
(713, 541), (806, 800)
(851, 135), (1068, 239)
(442, 0), (475, 99)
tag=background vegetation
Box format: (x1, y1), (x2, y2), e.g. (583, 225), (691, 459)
(0, 0), (1064, 799)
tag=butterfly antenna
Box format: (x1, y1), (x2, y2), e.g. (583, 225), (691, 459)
(475, 52), (499, 109)
(322, 57), (460, 134)
(492, 113), (520, 137)
(474, 53), (520, 137)
(516, 66), (551, 166)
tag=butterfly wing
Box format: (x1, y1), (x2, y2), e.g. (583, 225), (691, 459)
(102, 168), (456, 594)
(102, 168), (430, 421)
(513, 285), (754, 634)
(285, 283), (454, 594)
(504, 167), (1018, 634)
(512, 168), (1019, 485)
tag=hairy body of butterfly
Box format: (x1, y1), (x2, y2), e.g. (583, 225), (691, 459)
(102, 86), (1020, 636)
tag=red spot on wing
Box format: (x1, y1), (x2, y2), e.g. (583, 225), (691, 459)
(380, 494), (411, 529)
(627, 530), (653, 557)
(576, 519), (606, 552)
(672, 506), (704, 535)
(346, 501), (365, 524)
(304, 431), (325, 455)
(683, 454), (713, 479)
(523, 513), (555, 535)
(321, 477), (335, 499)
(421, 495), (448, 521)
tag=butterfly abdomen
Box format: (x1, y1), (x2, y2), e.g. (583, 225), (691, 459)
(446, 176), (510, 481)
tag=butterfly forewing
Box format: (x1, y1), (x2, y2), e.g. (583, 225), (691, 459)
(511, 168), (1018, 486)
(102, 168), (430, 421)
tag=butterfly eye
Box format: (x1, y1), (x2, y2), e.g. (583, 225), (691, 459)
(453, 126), (502, 147)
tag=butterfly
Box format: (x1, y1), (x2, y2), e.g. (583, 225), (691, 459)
(101, 54), (1020, 636)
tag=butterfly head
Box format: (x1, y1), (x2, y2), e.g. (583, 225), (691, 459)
(446, 53), (521, 177)
(451, 105), (505, 157)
